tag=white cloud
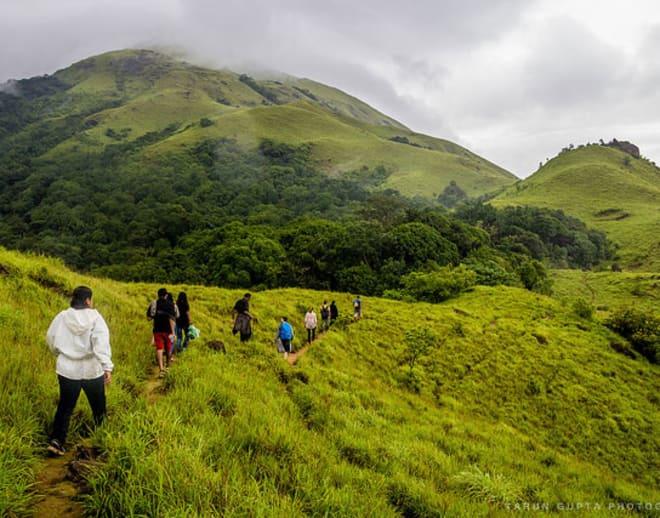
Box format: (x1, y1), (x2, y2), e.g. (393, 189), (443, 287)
(1, 0), (660, 177)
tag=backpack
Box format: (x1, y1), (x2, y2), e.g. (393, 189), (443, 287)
(146, 300), (157, 319)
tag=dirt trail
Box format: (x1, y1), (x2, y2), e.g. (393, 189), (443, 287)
(287, 342), (310, 366)
(286, 320), (355, 366)
(32, 450), (85, 518)
(32, 363), (169, 516)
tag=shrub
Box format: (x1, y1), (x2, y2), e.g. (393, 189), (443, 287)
(572, 298), (594, 320)
(604, 308), (659, 364)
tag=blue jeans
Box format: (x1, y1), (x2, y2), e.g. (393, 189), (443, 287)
(176, 325), (190, 352)
(50, 374), (106, 446)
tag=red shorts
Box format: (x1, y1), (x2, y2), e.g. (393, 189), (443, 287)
(153, 332), (170, 351)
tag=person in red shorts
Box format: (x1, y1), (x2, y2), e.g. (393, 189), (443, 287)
(147, 288), (176, 377)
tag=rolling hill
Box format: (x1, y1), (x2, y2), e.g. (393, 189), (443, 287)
(0, 48), (516, 199)
(491, 143), (660, 271)
(0, 247), (658, 516)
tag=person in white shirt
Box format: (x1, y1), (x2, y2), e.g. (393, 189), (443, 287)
(46, 286), (113, 456)
(304, 307), (318, 344)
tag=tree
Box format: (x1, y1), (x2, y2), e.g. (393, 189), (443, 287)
(403, 327), (439, 372)
(384, 222), (459, 268)
(400, 265), (477, 303)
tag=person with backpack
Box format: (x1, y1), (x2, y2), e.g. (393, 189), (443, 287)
(320, 300), (330, 332)
(147, 288), (176, 377)
(304, 307), (318, 344)
(232, 293), (255, 342)
(276, 316), (294, 359)
(46, 286), (113, 456)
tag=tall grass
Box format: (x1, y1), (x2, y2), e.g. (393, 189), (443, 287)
(0, 248), (658, 516)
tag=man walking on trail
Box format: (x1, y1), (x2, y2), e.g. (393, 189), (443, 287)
(352, 295), (363, 321)
(46, 286), (113, 456)
(148, 288), (176, 377)
(232, 293), (255, 342)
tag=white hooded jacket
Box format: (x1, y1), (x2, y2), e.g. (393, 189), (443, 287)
(46, 307), (113, 380)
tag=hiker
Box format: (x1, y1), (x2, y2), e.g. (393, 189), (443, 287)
(330, 300), (338, 325)
(148, 288), (176, 376)
(352, 295), (363, 321)
(320, 300), (330, 332)
(46, 286), (113, 456)
(232, 293), (255, 342)
(304, 306), (317, 344)
(276, 316), (294, 359)
(166, 292), (180, 360)
(175, 291), (192, 353)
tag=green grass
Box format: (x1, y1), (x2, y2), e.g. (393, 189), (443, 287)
(492, 144), (660, 271)
(31, 49), (516, 199)
(551, 270), (660, 315)
(0, 247), (658, 516)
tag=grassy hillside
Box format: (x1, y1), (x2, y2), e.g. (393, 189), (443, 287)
(1, 248), (657, 516)
(1, 48), (516, 199)
(492, 144), (660, 271)
(551, 270), (660, 315)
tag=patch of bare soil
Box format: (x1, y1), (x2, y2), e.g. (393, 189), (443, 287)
(32, 365), (167, 516)
(32, 445), (101, 517)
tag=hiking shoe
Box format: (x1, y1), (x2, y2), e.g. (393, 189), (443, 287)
(159, 369), (166, 378)
(47, 439), (65, 456)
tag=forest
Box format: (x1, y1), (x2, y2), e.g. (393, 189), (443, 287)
(0, 137), (613, 300)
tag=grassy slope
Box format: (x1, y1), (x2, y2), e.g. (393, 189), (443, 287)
(31, 49), (516, 198)
(492, 145), (660, 271)
(0, 248), (657, 516)
(551, 270), (660, 315)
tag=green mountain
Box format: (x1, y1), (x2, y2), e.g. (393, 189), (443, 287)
(1, 247), (658, 516)
(0, 48), (515, 198)
(491, 143), (660, 271)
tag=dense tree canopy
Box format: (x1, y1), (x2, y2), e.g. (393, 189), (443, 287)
(0, 134), (614, 300)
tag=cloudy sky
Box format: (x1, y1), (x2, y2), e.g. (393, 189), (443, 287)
(2, 0), (660, 178)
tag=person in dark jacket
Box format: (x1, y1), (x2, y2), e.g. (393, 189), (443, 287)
(232, 293), (254, 342)
(175, 291), (192, 352)
(330, 300), (338, 325)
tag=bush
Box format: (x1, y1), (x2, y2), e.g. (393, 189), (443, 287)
(604, 308), (659, 364)
(572, 298), (594, 320)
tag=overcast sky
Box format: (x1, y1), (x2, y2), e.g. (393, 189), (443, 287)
(2, 0), (660, 178)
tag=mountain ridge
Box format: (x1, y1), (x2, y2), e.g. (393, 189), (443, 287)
(1, 48), (516, 198)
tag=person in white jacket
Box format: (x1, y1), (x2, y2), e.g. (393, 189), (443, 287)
(46, 286), (113, 456)
(304, 307), (317, 344)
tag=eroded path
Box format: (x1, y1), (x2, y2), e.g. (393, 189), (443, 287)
(32, 450), (85, 518)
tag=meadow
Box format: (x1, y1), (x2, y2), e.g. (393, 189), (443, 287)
(1, 248), (658, 516)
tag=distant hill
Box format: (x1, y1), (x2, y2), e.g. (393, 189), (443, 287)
(491, 143), (660, 271)
(0, 48), (515, 199)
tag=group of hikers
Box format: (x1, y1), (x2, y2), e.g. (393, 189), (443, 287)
(235, 293), (364, 359)
(146, 288), (194, 378)
(44, 285), (363, 457)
